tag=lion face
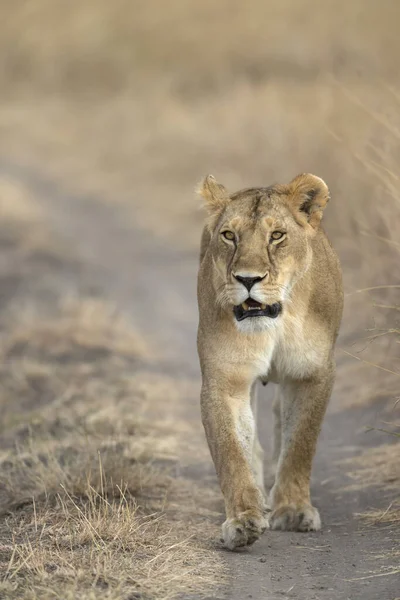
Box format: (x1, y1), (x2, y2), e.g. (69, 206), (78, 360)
(198, 173), (330, 332)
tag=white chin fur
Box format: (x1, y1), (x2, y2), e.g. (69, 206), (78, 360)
(234, 315), (280, 334)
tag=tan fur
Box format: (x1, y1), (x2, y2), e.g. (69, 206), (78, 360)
(197, 174), (343, 550)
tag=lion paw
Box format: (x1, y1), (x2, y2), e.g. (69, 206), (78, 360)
(221, 510), (268, 551)
(269, 504), (321, 532)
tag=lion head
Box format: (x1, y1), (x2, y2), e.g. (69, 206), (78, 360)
(198, 173), (330, 332)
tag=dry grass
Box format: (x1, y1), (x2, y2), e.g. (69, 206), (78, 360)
(0, 478), (217, 600)
(347, 502), (400, 584)
(3, 296), (151, 364)
(0, 175), (65, 257)
(342, 441), (400, 493)
(0, 177), (42, 226)
(1, 1), (398, 90)
(0, 170), (222, 598)
(343, 364), (400, 528)
(0, 293), (222, 599)
(357, 502), (400, 527)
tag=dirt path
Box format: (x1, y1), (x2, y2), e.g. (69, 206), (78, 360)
(3, 161), (398, 600)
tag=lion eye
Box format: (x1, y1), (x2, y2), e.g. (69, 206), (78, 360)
(222, 230), (235, 241)
(271, 231), (285, 241)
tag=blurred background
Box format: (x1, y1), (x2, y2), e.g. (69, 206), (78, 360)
(1, 0), (398, 399)
(0, 2), (399, 598)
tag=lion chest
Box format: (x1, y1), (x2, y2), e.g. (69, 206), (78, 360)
(261, 317), (328, 381)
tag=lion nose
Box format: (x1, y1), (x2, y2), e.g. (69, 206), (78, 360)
(234, 274), (265, 292)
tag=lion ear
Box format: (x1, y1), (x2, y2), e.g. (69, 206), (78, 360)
(287, 173), (330, 229)
(197, 175), (230, 216)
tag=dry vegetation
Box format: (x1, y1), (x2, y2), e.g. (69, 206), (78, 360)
(0, 186), (222, 598)
(0, 2), (399, 388)
(343, 437), (400, 494)
(0, 0), (399, 596)
(358, 502), (400, 528)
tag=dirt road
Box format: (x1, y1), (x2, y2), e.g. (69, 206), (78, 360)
(1, 159), (398, 598)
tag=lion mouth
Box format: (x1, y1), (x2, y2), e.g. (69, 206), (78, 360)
(233, 299), (282, 321)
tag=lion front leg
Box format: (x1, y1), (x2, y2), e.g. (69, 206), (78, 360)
(201, 378), (268, 551)
(269, 368), (334, 532)
(250, 382), (268, 500)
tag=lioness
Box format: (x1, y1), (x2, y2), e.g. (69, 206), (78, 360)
(197, 173), (343, 550)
